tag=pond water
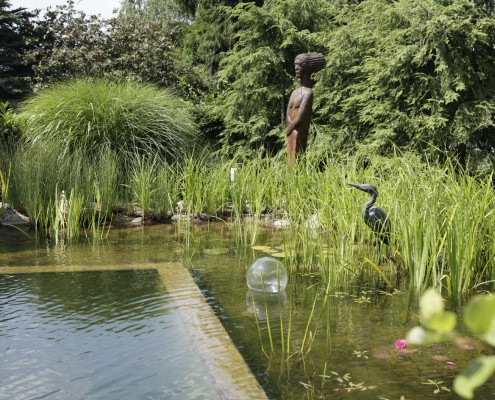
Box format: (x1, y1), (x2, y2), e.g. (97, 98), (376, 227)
(1, 223), (494, 399)
(0, 269), (218, 399)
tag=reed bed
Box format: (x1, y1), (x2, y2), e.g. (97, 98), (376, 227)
(2, 142), (495, 294)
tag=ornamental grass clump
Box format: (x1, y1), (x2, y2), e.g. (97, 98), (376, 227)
(20, 78), (199, 163)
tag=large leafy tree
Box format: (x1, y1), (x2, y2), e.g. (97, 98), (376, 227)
(119, 0), (263, 73)
(26, 1), (211, 101)
(205, 0), (495, 164)
(22, 0), (495, 165)
(0, 0), (37, 100)
(27, 2), (110, 89)
(160, 0), (264, 20)
(318, 0), (495, 165)
(116, 0), (268, 145)
(119, 0), (183, 20)
(209, 0), (334, 157)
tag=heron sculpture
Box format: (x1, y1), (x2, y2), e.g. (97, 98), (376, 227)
(348, 183), (390, 248)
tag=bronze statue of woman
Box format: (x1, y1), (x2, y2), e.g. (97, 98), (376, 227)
(286, 53), (326, 163)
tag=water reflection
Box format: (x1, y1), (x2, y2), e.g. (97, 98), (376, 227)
(245, 289), (288, 321)
(0, 270), (218, 400)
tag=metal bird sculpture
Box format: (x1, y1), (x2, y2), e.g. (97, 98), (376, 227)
(348, 183), (390, 247)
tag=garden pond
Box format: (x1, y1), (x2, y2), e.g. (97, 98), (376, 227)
(0, 223), (494, 399)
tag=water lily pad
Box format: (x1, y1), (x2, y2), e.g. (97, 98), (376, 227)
(271, 252), (286, 258)
(445, 361), (456, 370)
(251, 245), (272, 251)
(373, 352), (392, 359)
(397, 349), (417, 355)
(432, 355), (450, 362)
(203, 248), (230, 255)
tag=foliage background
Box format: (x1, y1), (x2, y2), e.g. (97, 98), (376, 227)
(0, 0), (37, 99)
(1, 0), (495, 166)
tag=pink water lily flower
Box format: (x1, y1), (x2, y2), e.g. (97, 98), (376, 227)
(395, 339), (408, 349)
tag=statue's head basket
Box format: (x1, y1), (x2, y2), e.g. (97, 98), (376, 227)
(295, 53), (326, 74)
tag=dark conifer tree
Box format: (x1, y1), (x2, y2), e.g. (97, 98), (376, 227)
(0, 0), (36, 100)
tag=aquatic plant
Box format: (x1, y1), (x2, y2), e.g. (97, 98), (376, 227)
(6, 143), (120, 238)
(4, 137), (495, 294)
(127, 154), (159, 219)
(422, 379), (451, 395)
(219, 152), (495, 294)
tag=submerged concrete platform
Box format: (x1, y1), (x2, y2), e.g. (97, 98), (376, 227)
(0, 262), (267, 400)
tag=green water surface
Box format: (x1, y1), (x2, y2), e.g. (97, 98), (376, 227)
(1, 223), (494, 399)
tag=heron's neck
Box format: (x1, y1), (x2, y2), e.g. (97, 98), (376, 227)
(363, 193), (377, 211)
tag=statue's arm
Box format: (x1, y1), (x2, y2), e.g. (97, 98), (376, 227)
(285, 103), (294, 136)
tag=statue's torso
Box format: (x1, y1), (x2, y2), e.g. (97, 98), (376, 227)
(287, 86), (313, 133)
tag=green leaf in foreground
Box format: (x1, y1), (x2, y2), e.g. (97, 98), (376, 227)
(424, 311), (457, 334)
(453, 356), (495, 399)
(419, 288), (445, 322)
(464, 295), (495, 346)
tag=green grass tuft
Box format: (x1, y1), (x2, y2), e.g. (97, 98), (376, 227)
(20, 78), (200, 163)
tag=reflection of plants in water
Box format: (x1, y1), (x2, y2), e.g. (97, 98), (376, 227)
(421, 379), (451, 394)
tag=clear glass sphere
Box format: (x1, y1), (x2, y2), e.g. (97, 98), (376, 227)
(246, 257), (288, 293)
(245, 290), (288, 321)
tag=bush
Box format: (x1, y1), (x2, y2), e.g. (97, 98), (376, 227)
(0, 102), (24, 151)
(20, 78), (200, 163)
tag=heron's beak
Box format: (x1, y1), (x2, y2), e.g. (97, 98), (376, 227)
(348, 183), (378, 196)
(348, 183), (366, 191)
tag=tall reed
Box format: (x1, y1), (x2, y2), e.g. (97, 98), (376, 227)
(220, 152), (495, 294)
(91, 148), (118, 235)
(150, 163), (176, 220)
(128, 154), (159, 218)
(6, 135), (495, 294)
(441, 170), (495, 295)
(7, 142), (119, 239)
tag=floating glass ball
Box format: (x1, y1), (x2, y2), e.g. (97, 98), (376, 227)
(246, 257), (288, 293)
